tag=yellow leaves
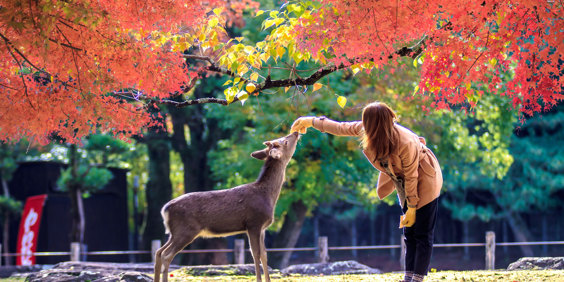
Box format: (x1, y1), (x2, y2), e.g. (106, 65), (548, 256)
(292, 52), (304, 64)
(224, 86), (237, 104)
(236, 90), (249, 105)
(337, 96), (347, 108)
(489, 58), (498, 67)
(264, 19), (277, 30)
(208, 17), (219, 28)
(237, 64), (249, 76)
(213, 8), (222, 17)
(276, 46), (285, 58)
(413, 85), (420, 96)
(313, 83), (323, 92)
(259, 53), (270, 63)
(287, 4), (304, 15)
(351, 65), (361, 75)
(250, 72), (259, 82)
(255, 10), (264, 17)
(274, 18), (285, 26)
(245, 83), (256, 93)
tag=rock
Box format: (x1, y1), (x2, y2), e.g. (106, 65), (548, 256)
(19, 262), (155, 282)
(507, 257), (564, 270)
(178, 264), (279, 276)
(0, 265), (48, 278)
(281, 260), (382, 275)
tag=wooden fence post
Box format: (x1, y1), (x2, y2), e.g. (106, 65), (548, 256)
(400, 235), (406, 271)
(151, 240), (161, 264)
(70, 242), (81, 262)
(485, 231), (496, 270)
(318, 236), (329, 263)
(234, 239), (245, 264)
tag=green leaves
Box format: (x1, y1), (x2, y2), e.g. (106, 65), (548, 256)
(57, 165), (113, 193)
(0, 196), (23, 216)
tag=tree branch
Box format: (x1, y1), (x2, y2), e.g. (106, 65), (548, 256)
(152, 39), (428, 108)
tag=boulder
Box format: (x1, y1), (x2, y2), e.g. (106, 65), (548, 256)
(507, 257), (564, 271)
(281, 260), (382, 275)
(0, 265), (47, 278)
(16, 261), (157, 282)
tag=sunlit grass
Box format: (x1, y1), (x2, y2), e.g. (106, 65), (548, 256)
(164, 269), (564, 282)
(2, 269), (563, 281)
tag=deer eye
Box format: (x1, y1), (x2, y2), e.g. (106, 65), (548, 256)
(283, 140), (288, 146)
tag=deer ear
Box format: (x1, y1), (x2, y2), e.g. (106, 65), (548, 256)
(251, 149), (268, 160)
(269, 148), (282, 159)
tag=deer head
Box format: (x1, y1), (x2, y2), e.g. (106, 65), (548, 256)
(250, 132), (300, 163)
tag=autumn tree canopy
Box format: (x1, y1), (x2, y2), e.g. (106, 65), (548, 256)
(0, 0), (562, 144)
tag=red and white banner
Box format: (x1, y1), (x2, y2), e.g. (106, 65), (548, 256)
(16, 194), (47, 266)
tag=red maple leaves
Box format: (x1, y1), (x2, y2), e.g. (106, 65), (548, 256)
(297, 0), (563, 117)
(0, 0), (220, 144)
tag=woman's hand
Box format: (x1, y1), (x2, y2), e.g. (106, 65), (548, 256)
(290, 116), (315, 134)
(399, 207), (416, 228)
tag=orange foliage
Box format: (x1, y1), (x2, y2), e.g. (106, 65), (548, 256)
(0, 0), (222, 144)
(296, 0), (563, 117)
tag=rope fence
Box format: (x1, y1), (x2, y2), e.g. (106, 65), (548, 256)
(3, 231), (564, 270)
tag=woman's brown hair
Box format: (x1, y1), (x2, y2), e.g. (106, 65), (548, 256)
(361, 102), (398, 161)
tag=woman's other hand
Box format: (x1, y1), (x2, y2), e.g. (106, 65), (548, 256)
(399, 207), (416, 228)
(290, 116), (315, 134)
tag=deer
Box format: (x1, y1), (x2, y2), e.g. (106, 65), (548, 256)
(153, 132), (300, 282)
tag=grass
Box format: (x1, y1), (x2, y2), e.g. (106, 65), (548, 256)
(163, 269), (564, 281)
(2, 269), (563, 281)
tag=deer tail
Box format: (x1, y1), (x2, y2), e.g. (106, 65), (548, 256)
(161, 204), (171, 235)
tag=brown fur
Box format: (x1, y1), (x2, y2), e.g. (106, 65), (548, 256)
(154, 132), (300, 282)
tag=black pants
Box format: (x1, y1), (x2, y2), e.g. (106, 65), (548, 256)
(402, 197), (439, 276)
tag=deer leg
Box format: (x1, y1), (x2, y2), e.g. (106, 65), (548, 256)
(259, 230), (270, 282)
(154, 238), (173, 282)
(161, 232), (198, 282)
(247, 229), (263, 282)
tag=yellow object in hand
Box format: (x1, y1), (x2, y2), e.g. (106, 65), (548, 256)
(399, 207), (416, 228)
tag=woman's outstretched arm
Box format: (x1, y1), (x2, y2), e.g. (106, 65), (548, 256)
(291, 116), (363, 137)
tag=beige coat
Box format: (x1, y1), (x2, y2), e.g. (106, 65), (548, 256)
(311, 117), (442, 209)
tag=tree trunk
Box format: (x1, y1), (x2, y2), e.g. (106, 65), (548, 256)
(505, 213), (534, 257)
(69, 186), (85, 245)
(542, 214), (547, 256)
(369, 212), (376, 245)
(313, 215), (319, 258)
(463, 220), (469, 260)
(2, 179), (10, 265)
(351, 220), (357, 258)
(2, 212), (10, 266)
(142, 136), (173, 251)
(68, 145), (85, 246)
(270, 200), (308, 269)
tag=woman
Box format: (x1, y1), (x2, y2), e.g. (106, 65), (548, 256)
(290, 102), (442, 282)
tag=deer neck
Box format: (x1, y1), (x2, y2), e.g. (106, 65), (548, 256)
(256, 158), (286, 198)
